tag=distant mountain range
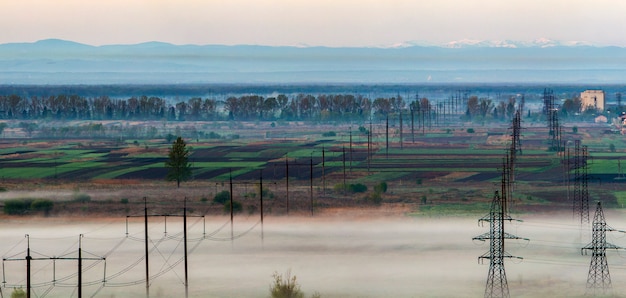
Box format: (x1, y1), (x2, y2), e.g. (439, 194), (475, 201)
(1, 39), (625, 84)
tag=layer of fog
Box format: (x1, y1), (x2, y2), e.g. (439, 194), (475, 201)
(2, 211), (626, 297)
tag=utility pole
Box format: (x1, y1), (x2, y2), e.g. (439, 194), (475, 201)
(144, 197), (149, 298)
(367, 116), (374, 166)
(310, 158), (314, 216)
(26, 234), (31, 298)
(366, 129), (371, 173)
(126, 199), (201, 298)
(229, 170), (234, 242)
(260, 171), (264, 242)
(183, 198), (189, 298)
(582, 146), (590, 224)
(342, 146), (346, 191)
(399, 109), (403, 149)
(349, 127), (353, 172)
(78, 234), (82, 298)
(582, 202), (624, 296)
(8, 234), (103, 298)
(285, 155), (289, 215)
(322, 146), (325, 196)
(385, 114), (389, 158)
(410, 104), (415, 143)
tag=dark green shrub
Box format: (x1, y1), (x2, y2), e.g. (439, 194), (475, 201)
(466, 128), (475, 133)
(224, 200), (243, 213)
(213, 191), (230, 204)
(322, 131), (336, 137)
(0, 186), (7, 192)
(358, 126), (368, 134)
(374, 182), (388, 193)
(4, 199), (32, 215)
(348, 183), (367, 193)
(120, 198), (129, 204)
(30, 199), (54, 215)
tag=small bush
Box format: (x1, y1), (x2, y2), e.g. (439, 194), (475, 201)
(200, 197), (208, 203)
(11, 287), (26, 298)
(120, 198), (129, 204)
(4, 199), (32, 215)
(270, 270), (304, 298)
(416, 178), (422, 185)
(374, 182), (388, 193)
(333, 183), (346, 192)
(466, 128), (475, 133)
(224, 200), (243, 214)
(321, 131), (336, 137)
(213, 191), (230, 204)
(0, 186), (7, 192)
(610, 143), (616, 152)
(348, 183), (367, 193)
(30, 199), (54, 215)
(572, 126), (578, 134)
(73, 193), (91, 203)
(364, 192), (382, 205)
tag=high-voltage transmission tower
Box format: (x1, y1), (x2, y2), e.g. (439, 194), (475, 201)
(507, 110), (522, 205)
(581, 202), (624, 296)
(573, 140), (590, 225)
(473, 159), (526, 298)
(510, 110), (522, 158)
(543, 89), (561, 151)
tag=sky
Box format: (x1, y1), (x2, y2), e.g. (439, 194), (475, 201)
(2, 0), (626, 47)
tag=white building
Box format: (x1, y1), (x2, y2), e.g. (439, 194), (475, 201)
(580, 90), (605, 111)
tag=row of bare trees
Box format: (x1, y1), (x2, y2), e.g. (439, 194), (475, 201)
(0, 93), (434, 122)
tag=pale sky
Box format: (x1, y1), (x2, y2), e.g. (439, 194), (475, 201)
(2, 0), (626, 47)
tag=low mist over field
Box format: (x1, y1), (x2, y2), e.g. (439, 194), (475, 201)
(2, 211), (626, 297)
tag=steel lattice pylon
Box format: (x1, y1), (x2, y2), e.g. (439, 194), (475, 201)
(543, 88), (561, 151)
(582, 202), (621, 296)
(572, 140), (590, 225)
(473, 158), (526, 298)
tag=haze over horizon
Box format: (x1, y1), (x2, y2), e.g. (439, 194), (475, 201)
(3, 1), (626, 84)
(2, 0), (626, 47)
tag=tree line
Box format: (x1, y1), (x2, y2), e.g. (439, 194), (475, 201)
(0, 93), (431, 122)
(0, 92), (599, 124)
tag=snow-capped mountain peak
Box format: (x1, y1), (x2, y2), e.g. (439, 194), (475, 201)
(441, 38), (594, 48)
